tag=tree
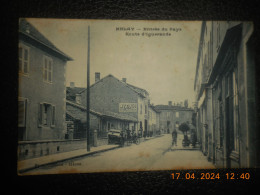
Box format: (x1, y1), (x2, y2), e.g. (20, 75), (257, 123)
(179, 123), (190, 136)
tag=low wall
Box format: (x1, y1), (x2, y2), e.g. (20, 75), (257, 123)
(18, 138), (108, 161)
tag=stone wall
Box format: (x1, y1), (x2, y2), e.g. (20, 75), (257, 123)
(18, 138), (108, 161)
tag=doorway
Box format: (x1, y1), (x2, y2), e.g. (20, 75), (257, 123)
(144, 119), (148, 137)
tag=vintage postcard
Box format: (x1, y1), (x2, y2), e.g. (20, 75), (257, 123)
(18, 19), (257, 175)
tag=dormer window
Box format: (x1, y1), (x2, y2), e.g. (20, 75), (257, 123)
(76, 94), (82, 104)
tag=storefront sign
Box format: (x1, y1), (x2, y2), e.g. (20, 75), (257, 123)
(119, 103), (137, 112)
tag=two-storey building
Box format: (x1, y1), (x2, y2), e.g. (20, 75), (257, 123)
(18, 19), (73, 160)
(155, 101), (194, 134)
(18, 18), (72, 141)
(71, 73), (152, 138)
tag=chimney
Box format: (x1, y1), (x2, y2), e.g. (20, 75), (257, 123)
(95, 72), (100, 82)
(70, 82), (75, 88)
(122, 78), (127, 83)
(168, 101), (172, 106)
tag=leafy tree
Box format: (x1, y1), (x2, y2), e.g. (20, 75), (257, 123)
(179, 123), (190, 136)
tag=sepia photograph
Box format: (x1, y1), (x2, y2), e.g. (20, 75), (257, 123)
(17, 18), (257, 175)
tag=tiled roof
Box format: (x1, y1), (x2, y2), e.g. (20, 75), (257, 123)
(19, 18), (73, 61)
(102, 110), (138, 122)
(149, 104), (160, 113)
(126, 83), (149, 97)
(155, 105), (194, 111)
(66, 100), (138, 122)
(78, 74), (148, 98)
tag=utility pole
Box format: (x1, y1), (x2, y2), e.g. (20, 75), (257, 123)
(86, 26), (90, 151)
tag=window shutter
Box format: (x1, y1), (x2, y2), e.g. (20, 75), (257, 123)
(23, 48), (29, 73)
(19, 47), (23, 72)
(18, 100), (26, 127)
(51, 105), (55, 127)
(38, 103), (43, 127)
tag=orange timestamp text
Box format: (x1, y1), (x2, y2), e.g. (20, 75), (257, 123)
(171, 172), (250, 180)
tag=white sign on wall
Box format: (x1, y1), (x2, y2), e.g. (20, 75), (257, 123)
(119, 103), (137, 112)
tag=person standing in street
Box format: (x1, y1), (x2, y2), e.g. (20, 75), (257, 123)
(172, 128), (177, 146)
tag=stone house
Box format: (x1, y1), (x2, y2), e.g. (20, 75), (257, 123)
(18, 19), (74, 160)
(155, 101), (194, 134)
(75, 73), (154, 137)
(18, 18), (72, 141)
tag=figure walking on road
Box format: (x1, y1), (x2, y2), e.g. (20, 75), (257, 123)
(172, 128), (177, 146)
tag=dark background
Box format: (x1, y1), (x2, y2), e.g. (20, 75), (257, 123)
(4, 0), (260, 193)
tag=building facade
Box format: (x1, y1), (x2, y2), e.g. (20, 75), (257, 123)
(66, 100), (137, 142)
(148, 104), (160, 136)
(155, 101), (194, 134)
(194, 21), (258, 168)
(18, 19), (72, 141)
(74, 73), (156, 138)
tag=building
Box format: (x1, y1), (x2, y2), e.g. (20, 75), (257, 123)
(148, 104), (160, 136)
(66, 82), (85, 104)
(18, 18), (72, 141)
(74, 73), (156, 138)
(194, 21), (258, 168)
(155, 101), (194, 133)
(66, 100), (138, 140)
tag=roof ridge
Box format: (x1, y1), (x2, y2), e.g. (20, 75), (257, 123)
(78, 74), (147, 98)
(126, 83), (146, 91)
(78, 74), (115, 94)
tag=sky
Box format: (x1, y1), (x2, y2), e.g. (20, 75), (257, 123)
(27, 19), (201, 106)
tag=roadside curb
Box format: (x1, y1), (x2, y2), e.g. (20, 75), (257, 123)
(170, 147), (200, 151)
(18, 145), (120, 174)
(143, 134), (164, 142)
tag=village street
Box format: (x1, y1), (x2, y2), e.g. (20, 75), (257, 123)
(26, 133), (215, 175)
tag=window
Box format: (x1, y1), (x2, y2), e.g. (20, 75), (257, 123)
(176, 112), (179, 118)
(140, 104), (142, 114)
(145, 105), (147, 114)
(43, 56), (53, 83)
(216, 22), (221, 50)
(166, 112), (170, 119)
(18, 98), (27, 127)
(219, 102), (224, 148)
(38, 103), (55, 127)
(19, 44), (29, 74)
(232, 71), (239, 152)
(225, 70), (239, 152)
